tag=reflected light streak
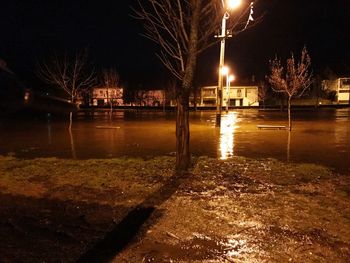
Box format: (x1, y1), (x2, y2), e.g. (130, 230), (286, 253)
(219, 112), (238, 160)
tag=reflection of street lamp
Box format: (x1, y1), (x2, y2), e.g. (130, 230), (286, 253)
(219, 111), (238, 160)
(216, 0), (241, 126)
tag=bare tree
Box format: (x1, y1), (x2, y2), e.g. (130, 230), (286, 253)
(134, 89), (149, 106)
(134, 0), (256, 172)
(268, 47), (312, 131)
(101, 68), (122, 118)
(37, 51), (95, 129)
(258, 83), (269, 109)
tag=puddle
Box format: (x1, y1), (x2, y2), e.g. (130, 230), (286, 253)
(141, 233), (254, 262)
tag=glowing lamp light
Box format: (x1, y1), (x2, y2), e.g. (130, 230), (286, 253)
(226, 0), (242, 10)
(229, 75), (235, 82)
(220, 66), (229, 75)
(219, 112), (237, 160)
(24, 91), (30, 102)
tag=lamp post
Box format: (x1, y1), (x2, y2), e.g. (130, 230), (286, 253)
(220, 66), (229, 112)
(226, 74), (235, 112)
(216, 0), (242, 126)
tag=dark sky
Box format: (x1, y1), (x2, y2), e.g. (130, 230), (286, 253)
(1, 0), (349, 88)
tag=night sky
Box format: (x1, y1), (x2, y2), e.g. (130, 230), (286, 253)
(1, 0), (349, 89)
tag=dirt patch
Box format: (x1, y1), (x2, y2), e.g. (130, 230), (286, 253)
(0, 155), (349, 262)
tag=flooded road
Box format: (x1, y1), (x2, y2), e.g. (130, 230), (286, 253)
(0, 108), (349, 173)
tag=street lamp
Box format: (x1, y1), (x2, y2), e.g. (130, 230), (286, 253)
(220, 66), (235, 113)
(227, 0), (242, 9)
(216, 0), (241, 126)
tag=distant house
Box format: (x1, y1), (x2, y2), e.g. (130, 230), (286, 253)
(134, 90), (166, 106)
(322, 78), (350, 104)
(198, 85), (259, 107)
(90, 86), (123, 106)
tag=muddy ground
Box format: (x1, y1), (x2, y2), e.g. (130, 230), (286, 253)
(0, 155), (349, 262)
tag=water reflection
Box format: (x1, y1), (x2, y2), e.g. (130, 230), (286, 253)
(0, 109), (349, 173)
(287, 131), (291, 162)
(219, 112), (238, 160)
(69, 128), (76, 159)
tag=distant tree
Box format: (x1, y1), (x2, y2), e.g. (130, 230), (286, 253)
(165, 79), (177, 100)
(325, 89), (337, 102)
(268, 47), (312, 131)
(134, 89), (164, 107)
(101, 68), (122, 118)
(37, 51), (95, 129)
(162, 79), (178, 109)
(134, 0), (256, 171)
(134, 89), (148, 106)
(258, 82), (269, 108)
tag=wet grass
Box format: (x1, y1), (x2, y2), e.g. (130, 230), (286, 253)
(0, 155), (349, 262)
(0, 155), (174, 205)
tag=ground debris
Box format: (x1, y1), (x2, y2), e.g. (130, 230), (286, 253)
(166, 231), (180, 240)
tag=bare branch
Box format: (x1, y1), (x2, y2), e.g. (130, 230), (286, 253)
(268, 48), (312, 99)
(37, 50), (96, 103)
(133, 0), (260, 80)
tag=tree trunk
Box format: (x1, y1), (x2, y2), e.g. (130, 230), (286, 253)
(193, 87), (197, 111)
(110, 101), (113, 120)
(176, 94), (190, 172)
(69, 111), (73, 130)
(163, 91), (166, 113)
(175, 0), (201, 172)
(288, 96), (292, 131)
(69, 94), (74, 130)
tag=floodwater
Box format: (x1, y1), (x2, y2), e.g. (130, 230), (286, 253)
(0, 108), (349, 173)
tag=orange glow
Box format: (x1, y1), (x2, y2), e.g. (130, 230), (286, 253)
(220, 66), (229, 75)
(24, 91), (30, 102)
(226, 0), (242, 10)
(219, 112), (238, 160)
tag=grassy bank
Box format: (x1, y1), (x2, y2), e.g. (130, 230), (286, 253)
(0, 155), (349, 262)
(0, 156), (174, 205)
